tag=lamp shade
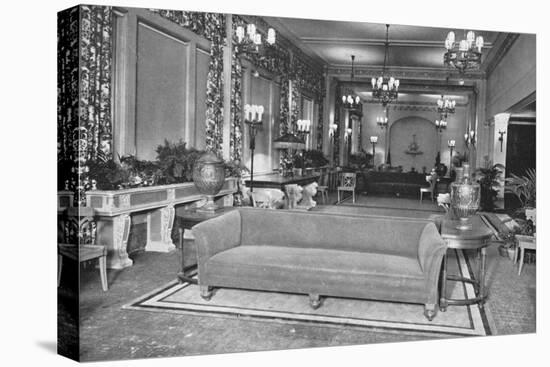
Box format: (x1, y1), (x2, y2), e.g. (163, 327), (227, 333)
(273, 133), (306, 150)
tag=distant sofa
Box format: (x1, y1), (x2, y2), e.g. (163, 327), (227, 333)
(192, 208), (447, 320)
(362, 171), (430, 196)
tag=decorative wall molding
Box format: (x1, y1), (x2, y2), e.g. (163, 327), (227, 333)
(328, 65), (486, 81)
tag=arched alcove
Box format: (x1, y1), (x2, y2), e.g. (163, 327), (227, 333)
(389, 116), (437, 172)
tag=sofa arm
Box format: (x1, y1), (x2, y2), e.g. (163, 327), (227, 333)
(192, 210), (242, 268)
(417, 223), (447, 302)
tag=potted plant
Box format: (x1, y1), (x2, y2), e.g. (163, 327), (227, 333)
(302, 149), (329, 168)
(474, 163), (505, 211)
(348, 150), (373, 170)
(292, 151), (305, 176)
(505, 168), (536, 212)
(156, 139), (204, 183)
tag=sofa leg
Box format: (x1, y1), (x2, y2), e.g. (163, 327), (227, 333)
(424, 304), (438, 321)
(309, 293), (322, 309)
(200, 285), (213, 301)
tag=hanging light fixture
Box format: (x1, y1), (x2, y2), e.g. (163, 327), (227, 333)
(234, 22), (276, 56)
(341, 55), (362, 112)
(437, 77), (456, 120)
(372, 24), (399, 107)
(435, 119), (447, 132)
(444, 30), (484, 74)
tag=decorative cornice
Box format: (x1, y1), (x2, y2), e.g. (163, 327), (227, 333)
(483, 33), (520, 77)
(360, 99), (468, 111)
(259, 16), (325, 72)
(301, 37), (495, 49)
(328, 65), (486, 81)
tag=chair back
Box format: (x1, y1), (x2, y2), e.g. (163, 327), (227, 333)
(339, 172), (357, 188)
(426, 173), (437, 191)
(60, 207), (96, 245)
(318, 167), (329, 186)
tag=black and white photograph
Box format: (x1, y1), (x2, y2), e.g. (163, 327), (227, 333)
(3, 0), (546, 366)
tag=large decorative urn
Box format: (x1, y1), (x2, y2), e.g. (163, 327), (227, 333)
(192, 152), (226, 213)
(450, 164), (480, 230)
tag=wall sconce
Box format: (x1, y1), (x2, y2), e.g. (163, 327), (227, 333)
(498, 129), (506, 152)
(370, 136), (378, 159)
(448, 139), (455, 170)
(235, 23), (276, 56)
(345, 127), (352, 141)
(296, 119), (311, 133)
(435, 119), (447, 133)
(328, 123), (338, 138)
(376, 116), (388, 129)
(464, 129), (476, 148)
(244, 104), (264, 192)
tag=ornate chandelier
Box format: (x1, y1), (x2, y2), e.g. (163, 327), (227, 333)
(235, 23), (276, 56)
(436, 77), (456, 121)
(341, 55), (362, 112)
(444, 30), (484, 74)
(437, 95), (456, 116)
(372, 24), (399, 107)
(435, 119), (447, 132)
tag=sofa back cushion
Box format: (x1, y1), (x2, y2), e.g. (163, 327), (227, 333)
(364, 171), (428, 185)
(239, 208), (428, 257)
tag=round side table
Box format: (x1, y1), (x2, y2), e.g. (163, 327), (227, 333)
(439, 214), (494, 311)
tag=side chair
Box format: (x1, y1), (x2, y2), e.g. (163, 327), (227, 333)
(58, 206), (108, 291)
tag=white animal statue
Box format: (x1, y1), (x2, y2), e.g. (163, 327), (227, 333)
(300, 182), (318, 209)
(285, 184), (303, 209)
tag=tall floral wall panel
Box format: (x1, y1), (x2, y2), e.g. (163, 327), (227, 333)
(317, 101), (324, 151)
(58, 5), (113, 206)
(230, 49), (243, 162)
(58, 6), (80, 196)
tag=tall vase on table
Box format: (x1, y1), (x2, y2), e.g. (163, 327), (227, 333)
(450, 164), (480, 230)
(192, 152), (226, 214)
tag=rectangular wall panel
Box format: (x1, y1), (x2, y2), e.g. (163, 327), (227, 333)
(135, 22), (188, 160)
(245, 75), (272, 174)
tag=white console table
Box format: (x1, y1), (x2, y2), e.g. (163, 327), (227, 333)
(58, 178), (237, 269)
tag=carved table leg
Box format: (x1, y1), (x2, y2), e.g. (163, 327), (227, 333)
(107, 213), (133, 269)
(309, 293), (322, 309)
(479, 247), (487, 308)
(145, 204), (176, 252)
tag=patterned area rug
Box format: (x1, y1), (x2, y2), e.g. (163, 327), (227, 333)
(124, 250), (492, 337)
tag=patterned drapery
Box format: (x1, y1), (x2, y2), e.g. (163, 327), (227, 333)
(58, 6), (80, 198)
(333, 87), (341, 164)
(230, 45), (243, 162)
(317, 101), (324, 151)
(58, 5), (113, 205)
(80, 5), (113, 164)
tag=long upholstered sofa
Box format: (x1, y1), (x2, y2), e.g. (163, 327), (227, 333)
(362, 171), (430, 196)
(192, 208), (447, 320)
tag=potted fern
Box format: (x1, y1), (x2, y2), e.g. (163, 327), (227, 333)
(506, 168), (536, 212)
(506, 168), (536, 239)
(474, 163), (506, 212)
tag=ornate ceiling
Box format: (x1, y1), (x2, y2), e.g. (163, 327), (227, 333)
(264, 16), (517, 102)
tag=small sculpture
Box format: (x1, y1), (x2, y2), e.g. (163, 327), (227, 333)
(285, 184), (303, 209)
(300, 182), (318, 209)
